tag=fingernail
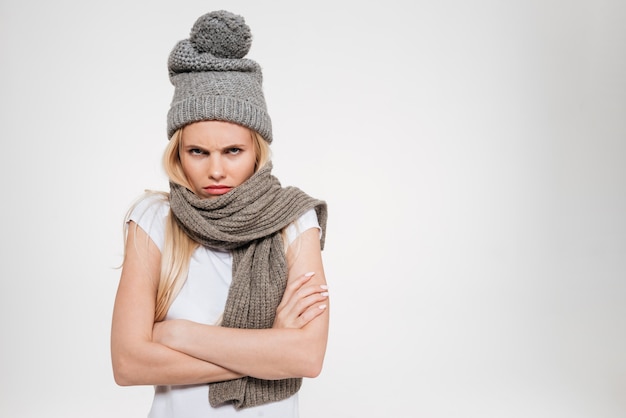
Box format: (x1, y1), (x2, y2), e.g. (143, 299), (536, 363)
(318, 304), (327, 310)
(305, 272), (315, 277)
(320, 285), (328, 290)
(320, 292), (329, 297)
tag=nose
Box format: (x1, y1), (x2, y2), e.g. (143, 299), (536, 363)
(208, 155), (225, 181)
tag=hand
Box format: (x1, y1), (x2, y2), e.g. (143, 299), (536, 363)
(273, 272), (329, 329)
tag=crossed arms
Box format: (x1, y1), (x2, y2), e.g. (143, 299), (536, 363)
(110, 222), (329, 386)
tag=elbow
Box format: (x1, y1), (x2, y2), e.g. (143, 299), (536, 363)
(269, 346), (325, 380)
(111, 336), (157, 386)
(111, 353), (139, 386)
(301, 357), (325, 378)
(113, 368), (133, 387)
(294, 348), (326, 379)
(113, 372), (132, 387)
(291, 331), (328, 378)
(112, 362), (132, 386)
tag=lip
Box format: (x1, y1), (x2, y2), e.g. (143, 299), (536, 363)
(203, 185), (232, 196)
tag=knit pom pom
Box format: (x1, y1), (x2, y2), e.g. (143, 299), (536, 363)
(190, 10), (252, 59)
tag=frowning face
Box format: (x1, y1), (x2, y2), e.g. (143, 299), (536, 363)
(180, 120), (257, 199)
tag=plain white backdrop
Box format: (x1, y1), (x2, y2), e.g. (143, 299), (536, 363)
(1, 1), (625, 417)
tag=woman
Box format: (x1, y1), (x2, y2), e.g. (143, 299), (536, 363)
(110, 10), (329, 418)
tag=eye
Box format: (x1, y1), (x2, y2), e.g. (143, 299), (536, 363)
(188, 148), (205, 156)
(226, 147), (242, 155)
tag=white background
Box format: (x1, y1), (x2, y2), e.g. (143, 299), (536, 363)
(1, 1), (625, 417)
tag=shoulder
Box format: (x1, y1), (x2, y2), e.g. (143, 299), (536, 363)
(280, 186), (328, 249)
(285, 208), (321, 245)
(127, 192), (170, 250)
(130, 190), (168, 214)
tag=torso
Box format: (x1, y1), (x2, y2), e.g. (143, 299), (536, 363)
(129, 194), (319, 418)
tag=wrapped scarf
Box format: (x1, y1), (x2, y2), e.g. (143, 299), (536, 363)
(169, 162), (327, 409)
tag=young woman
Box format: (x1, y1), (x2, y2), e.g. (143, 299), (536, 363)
(110, 10), (329, 418)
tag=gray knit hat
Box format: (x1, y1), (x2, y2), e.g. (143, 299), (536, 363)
(166, 10), (272, 142)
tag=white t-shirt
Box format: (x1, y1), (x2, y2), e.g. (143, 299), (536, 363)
(129, 194), (321, 418)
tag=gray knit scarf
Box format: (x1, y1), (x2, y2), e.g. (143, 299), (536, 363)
(169, 162), (327, 409)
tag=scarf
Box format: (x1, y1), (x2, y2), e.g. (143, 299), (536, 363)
(169, 162), (327, 409)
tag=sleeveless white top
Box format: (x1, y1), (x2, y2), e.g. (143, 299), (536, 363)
(129, 194), (321, 418)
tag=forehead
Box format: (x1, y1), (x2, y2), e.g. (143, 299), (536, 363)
(182, 120), (253, 144)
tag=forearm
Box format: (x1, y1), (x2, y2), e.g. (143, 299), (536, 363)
(112, 338), (243, 386)
(149, 228), (330, 381)
(160, 316), (329, 380)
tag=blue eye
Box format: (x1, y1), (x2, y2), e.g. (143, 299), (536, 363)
(189, 148), (205, 155)
(227, 148), (241, 155)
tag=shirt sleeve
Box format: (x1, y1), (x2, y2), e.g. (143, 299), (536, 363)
(127, 193), (169, 251)
(284, 208), (321, 246)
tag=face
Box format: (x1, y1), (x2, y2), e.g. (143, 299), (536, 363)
(180, 120), (257, 199)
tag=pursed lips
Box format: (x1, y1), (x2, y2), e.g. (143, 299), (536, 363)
(204, 185), (232, 195)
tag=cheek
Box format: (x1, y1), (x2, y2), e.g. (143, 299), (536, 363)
(243, 157), (257, 178)
(180, 156), (200, 179)
(179, 156), (191, 175)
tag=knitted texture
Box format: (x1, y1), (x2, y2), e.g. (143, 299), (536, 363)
(167, 10), (272, 142)
(168, 162), (327, 409)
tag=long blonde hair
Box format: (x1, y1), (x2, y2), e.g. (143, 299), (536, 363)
(124, 127), (272, 321)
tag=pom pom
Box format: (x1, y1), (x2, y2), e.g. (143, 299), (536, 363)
(190, 10), (252, 59)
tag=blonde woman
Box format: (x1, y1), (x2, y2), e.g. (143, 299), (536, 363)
(110, 10), (329, 418)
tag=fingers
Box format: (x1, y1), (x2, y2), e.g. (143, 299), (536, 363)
(296, 300), (328, 326)
(281, 273), (328, 315)
(274, 272), (329, 329)
(285, 284), (327, 317)
(291, 285), (328, 327)
(277, 271), (315, 311)
(278, 272), (315, 308)
(275, 290), (328, 329)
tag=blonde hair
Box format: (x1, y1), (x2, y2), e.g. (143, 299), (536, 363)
(154, 127), (272, 321)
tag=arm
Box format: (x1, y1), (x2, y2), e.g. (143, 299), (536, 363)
(110, 221), (243, 386)
(153, 227), (330, 380)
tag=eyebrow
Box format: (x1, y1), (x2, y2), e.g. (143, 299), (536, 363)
(183, 143), (248, 151)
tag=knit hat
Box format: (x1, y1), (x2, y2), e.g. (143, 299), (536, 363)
(166, 10), (272, 142)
